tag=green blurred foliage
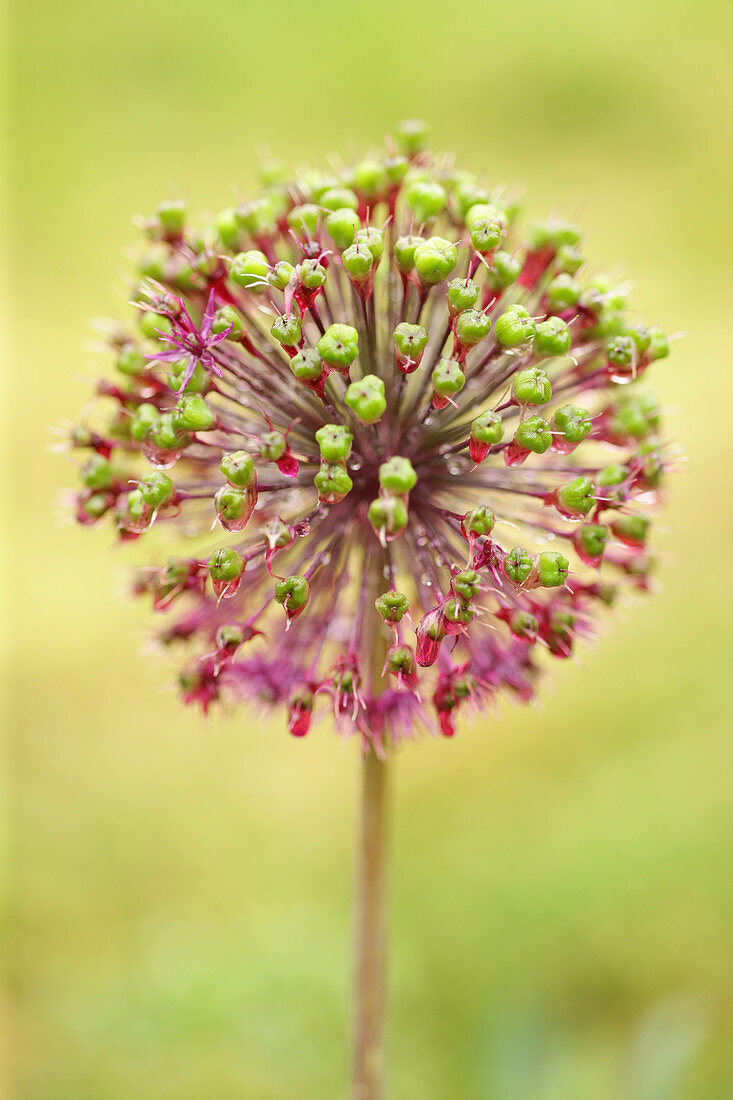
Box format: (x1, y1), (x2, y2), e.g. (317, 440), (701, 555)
(6, 0), (733, 1096)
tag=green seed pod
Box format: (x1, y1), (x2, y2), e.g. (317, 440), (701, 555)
(326, 208), (362, 250)
(449, 178), (485, 221)
(537, 551), (569, 587)
(317, 324), (359, 368)
(553, 404), (592, 444)
(387, 644), (416, 675)
(208, 546), (244, 582)
(315, 424), (353, 463)
(375, 590), (410, 623)
(287, 204), (321, 238)
(368, 495), (409, 538)
(345, 375), (386, 424)
(308, 175), (338, 202)
(124, 488), (147, 522)
(557, 476), (595, 517)
(447, 278), (480, 315)
(548, 610), (577, 649)
(529, 218), (581, 250)
(82, 492), (111, 520)
(463, 505), (495, 536)
(444, 597), (474, 625)
(503, 547), (534, 585)
(212, 305), (245, 341)
(235, 195), (278, 237)
(453, 569), (481, 600)
(413, 237), (458, 284)
(546, 273), (580, 311)
(509, 611), (539, 640)
(514, 415), (552, 453)
(575, 523), (608, 560)
(384, 155), (409, 185)
(647, 327), (669, 360)
(260, 430), (286, 462)
(229, 250), (270, 289)
(455, 308), (492, 346)
(80, 454), (115, 490)
(139, 472), (174, 508)
(274, 574), (310, 611)
(259, 159), (287, 187)
(355, 227), (384, 263)
(432, 358), (465, 398)
(395, 118), (430, 157)
(556, 244), (584, 275)
(486, 250), (522, 289)
(139, 312), (172, 341)
(314, 462), (353, 502)
(394, 234), (424, 273)
(130, 403), (159, 443)
(469, 216), (504, 254)
(465, 201), (507, 230)
(598, 463), (628, 487)
(353, 160), (388, 199)
(606, 335), (635, 367)
(393, 322), (429, 360)
(612, 513), (650, 545)
(320, 187), (358, 213)
(216, 207), (241, 250)
(168, 358), (209, 394)
(156, 198), (186, 236)
(495, 305), (535, 347)
(271, 312), (302, 348)
(214, 484), (254, 528)
(406, 179), (446, 224)
(297, 258), (327, 290)
(533, 317), (571, 358)
(174, 394), (215, 433)
(638, 441), (664, 487)
(290, 349), (323, 382)
(117, 343), (146, 376)
(151, 413), (190, 452)
(471, 409), (504, 446)
(220, 450), (256, 488)
(342, 242), (374, 283)
(610, 396), (654, 440)
(216, 623), (246, 651)
(268, 260), (296, 291)
(379, 456), (417, 494)
(513, 367), (552, 406)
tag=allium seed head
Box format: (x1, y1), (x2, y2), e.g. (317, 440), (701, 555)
(66, 123), (673, 747)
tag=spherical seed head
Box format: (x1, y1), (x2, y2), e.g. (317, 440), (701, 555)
(66, 123), (673, 745)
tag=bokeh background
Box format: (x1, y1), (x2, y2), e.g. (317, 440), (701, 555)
(7, 0), (733, 1096)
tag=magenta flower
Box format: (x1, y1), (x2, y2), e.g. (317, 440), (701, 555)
(142, 286), (231, 393)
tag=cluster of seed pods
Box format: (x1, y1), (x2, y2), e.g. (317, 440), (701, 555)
(68, 120), (671, 744)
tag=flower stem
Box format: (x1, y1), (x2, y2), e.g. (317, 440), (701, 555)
(351, 744), (389, 1100)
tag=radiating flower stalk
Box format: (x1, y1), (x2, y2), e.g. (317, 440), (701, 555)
(66, 119), (673, 1099)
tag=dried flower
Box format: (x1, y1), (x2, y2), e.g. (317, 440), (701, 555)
(66, 122), (672, 747)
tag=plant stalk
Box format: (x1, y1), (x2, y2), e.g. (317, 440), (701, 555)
(351, 744), (389, 1100)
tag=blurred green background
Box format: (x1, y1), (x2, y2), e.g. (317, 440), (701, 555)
(7, 0), (733, 1096)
